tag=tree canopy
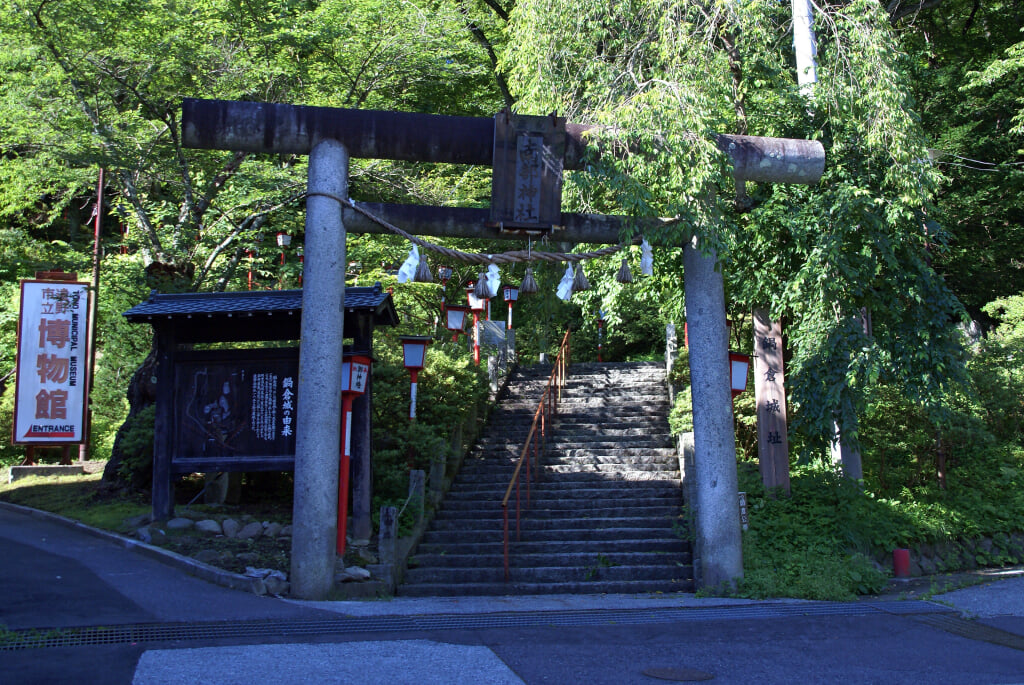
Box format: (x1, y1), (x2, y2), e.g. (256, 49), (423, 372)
(0, 0), (1021, 470)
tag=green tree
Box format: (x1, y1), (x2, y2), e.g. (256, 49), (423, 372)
(0, 0), (506, 476)
(891, 2), (1024, 324)
(504, 0), (965, 456)
(0, 0), (501, 291)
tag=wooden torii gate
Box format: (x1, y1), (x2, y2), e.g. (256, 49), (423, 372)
(182, 98), (824, 599)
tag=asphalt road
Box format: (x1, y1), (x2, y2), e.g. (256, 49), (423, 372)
(4, 504), (1024, 685)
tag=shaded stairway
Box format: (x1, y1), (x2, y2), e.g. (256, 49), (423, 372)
(400, 361), (693, 596)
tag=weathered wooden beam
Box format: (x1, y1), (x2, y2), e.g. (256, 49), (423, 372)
(346, 203), (667, 245)
(564, 124), (825, 185)
(183, 98), (494, 165)
(182, 99), (824, 185)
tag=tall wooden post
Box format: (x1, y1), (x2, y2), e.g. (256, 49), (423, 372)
(753, 309), (791, 494)
(151, 330), (176, 520)
(350, 316), (374, 545)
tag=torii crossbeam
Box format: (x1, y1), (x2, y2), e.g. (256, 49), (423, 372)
(182, 98), (824, 599)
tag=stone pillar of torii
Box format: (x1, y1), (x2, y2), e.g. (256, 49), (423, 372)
(182, 98), (824, 599)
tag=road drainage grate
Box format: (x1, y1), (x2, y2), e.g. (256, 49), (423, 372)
(913, 614), (1024, 652)
(0, 600), (948, 651)
(642, 666), (715, 681)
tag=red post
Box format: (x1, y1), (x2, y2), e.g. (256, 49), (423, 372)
(893, 548), (911, 578)
(472, 312), (481, 366)
(337, 394), (355, 556)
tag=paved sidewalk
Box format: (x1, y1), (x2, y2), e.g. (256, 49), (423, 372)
(932, 570), (1024, 618)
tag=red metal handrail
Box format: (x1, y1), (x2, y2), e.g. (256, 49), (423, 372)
(501, 329), (571, 581)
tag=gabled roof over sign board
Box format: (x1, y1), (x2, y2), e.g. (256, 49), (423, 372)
(123, 284), (398, 344)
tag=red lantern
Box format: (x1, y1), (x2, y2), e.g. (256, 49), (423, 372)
(445, 306), (470, 342)
(729, 352), (750, 399)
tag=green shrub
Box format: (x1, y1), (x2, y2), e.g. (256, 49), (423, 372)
(735, 466), (890, 599)
(116, 404), (155, 489)
(369, 334), (489, 503)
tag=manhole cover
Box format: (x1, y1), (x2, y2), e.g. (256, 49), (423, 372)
(642, 666), (715, 681)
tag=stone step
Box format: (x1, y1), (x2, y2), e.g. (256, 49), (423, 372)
(459, 457), (678, 475)
(443, 482), (681, 500)
(431, 506), (682, 525)
(483, 413), (542, 423)
(460, 455), (679, 469)
(549, 427), (673, 439)
(403, 562), (687, 585)
(568, 370), (666, 380)
(459, 454), (679, 474)
(454, 470), (679, 485)
(562, 384), (666, 392)
(439, 494), (682, 511)
(544, 446), (679, 456)
(472, 435), (673, 451)
(409, 550), (691, 570)
(439, 495), (680, 510)
(555, 400), (667, 410)
(539, 469), (681, 481)
(557, 405), (667, 417)
(462, 444), (529, 456)
(429, 515), (679, 533)
(451, 468), (679, 485)
(415, 538), (688, 557)
(420, 526), (681, 545)
(553, 418), (670, 430)
(543, 437), (675, 449)
(431, 512), (681, 528)
(552, 417), (670, 430)
(558, 388), (666, 398)
(398, 577), (695, 597)
(542, 462), (679, 473)
(570, 366), (665, 375)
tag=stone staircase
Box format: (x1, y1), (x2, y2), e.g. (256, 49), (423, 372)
(399, 361), (694, 596)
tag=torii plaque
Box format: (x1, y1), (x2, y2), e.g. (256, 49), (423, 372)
(182, 98), (824, 599)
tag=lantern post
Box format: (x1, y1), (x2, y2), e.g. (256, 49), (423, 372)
(438, 265), (453, 314)
(503, 285), (519, 329)
(466, 285), (487, 366)
(276, 231), (291, 265)
(276, 232), (291, 289)
(246, 249), (255, 291)
(399, 336), (432, 420)
(338, 354), (371, 556)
